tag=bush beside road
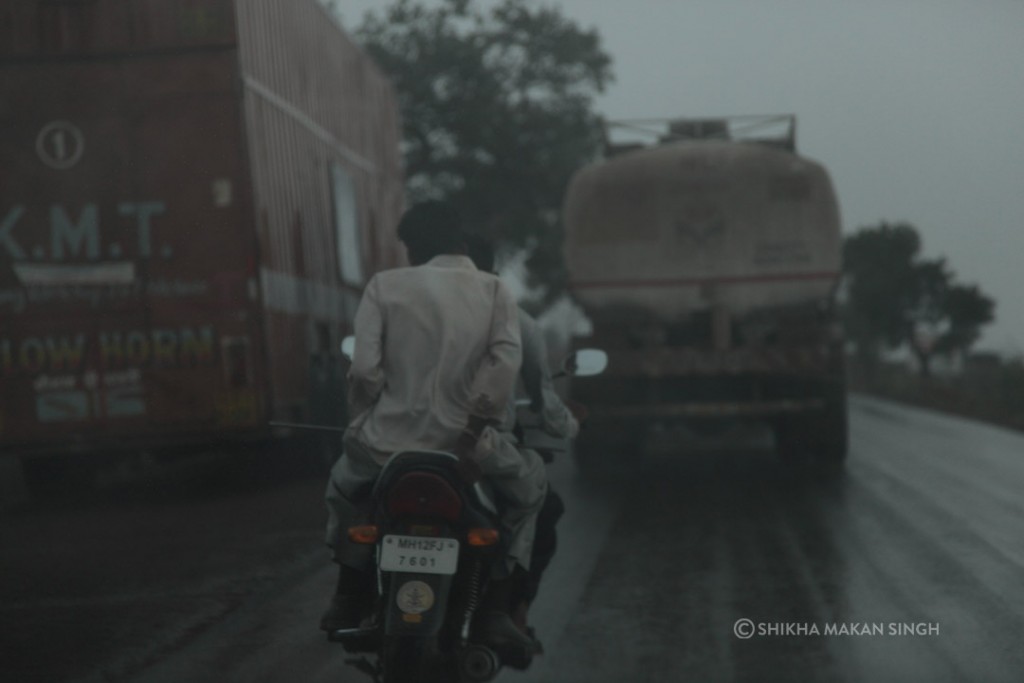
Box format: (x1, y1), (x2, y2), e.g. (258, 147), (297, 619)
(848, 357), (1024, 436)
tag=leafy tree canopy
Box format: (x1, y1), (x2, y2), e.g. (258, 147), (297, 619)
(935, 283), (996, 356)
(351, 0), (613, 296)
(843, 222), (995, 375)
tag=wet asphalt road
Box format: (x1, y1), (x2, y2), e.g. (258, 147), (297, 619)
(4, 394), (1024, 682)
(525, 394), (1024, 682)
(0, 444), (330, 683)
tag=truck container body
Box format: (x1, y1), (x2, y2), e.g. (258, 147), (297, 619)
(564, 117), (847, 467)
(0, 0), (404, 455)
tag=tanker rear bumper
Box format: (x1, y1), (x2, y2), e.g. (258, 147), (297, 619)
(590, 398), (825, 420)
(571, 373), (848, 474)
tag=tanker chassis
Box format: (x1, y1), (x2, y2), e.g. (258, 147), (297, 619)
(564, 116), (847, 471)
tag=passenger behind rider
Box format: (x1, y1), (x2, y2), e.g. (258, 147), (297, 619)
(464, 232), (587, 637)
(321, 201), (545, 654)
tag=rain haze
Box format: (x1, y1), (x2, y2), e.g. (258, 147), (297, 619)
(8, 2), (1024, 680)
(337, 0), (1024, 354)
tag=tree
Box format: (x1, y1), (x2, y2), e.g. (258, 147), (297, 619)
(934, 283), (996, 360)
(842, 222), (995, 377)
(351, 0), (613, 297)
(906, 257), (952, 378)
(842, 222), (922, 365)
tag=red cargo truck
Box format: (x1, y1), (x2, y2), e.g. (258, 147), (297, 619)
(0, 0), (404, 462)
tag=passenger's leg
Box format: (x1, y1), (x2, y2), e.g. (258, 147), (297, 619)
(473, 431), (548, 576)
(514, 487), (564, 614)
(472, 430), (547, 658)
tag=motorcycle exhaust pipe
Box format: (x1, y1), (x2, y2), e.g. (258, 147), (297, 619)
(459, 644), (500, 682)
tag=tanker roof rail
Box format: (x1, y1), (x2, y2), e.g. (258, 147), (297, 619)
(602, 114), (797, 155)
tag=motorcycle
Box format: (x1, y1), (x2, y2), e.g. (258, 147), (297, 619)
(329, 341), (607, 682)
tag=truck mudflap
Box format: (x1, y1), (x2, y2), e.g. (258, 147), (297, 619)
(590, 398), (826, 419)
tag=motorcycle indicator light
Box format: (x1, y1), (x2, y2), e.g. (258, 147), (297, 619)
(387, 472), (463, 522)
(467, 528), (499, 546)
(348, 525), (380, 544)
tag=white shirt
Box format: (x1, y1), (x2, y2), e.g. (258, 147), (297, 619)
(347, 254), (522, 457)
(517, 310), (579, 440)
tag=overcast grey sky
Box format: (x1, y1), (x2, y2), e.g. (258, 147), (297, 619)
(337, 0), (1024, 354)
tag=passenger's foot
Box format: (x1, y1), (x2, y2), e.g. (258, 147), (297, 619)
(510, 601), (544, 655)
(511, 600), (530, 633)
(474, 611), (542, 669)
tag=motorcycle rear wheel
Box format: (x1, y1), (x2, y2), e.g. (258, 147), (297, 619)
(381, 636), (444, 683)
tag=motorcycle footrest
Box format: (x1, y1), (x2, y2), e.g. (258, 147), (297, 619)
(328, 627), (378, 653)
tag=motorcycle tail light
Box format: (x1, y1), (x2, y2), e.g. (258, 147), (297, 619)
(387, 472), (463, 522)
(467, 528), (500, 547)
(348, 525), (379, 544)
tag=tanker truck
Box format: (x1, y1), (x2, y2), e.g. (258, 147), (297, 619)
(564, 116), (847, 471)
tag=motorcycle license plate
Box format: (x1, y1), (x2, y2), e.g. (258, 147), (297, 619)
(380, 535), (460, 575)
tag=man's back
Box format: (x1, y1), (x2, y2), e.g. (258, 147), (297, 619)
(348, 254), (521, 456)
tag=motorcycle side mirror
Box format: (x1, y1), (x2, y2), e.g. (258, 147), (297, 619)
(340, 335), (355, 361)
(562, 349), (607, 378)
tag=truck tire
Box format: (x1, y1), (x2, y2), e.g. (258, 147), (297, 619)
(774, 392), (848, 476)
(21, 454), (99, 498)
(816, 390), (849, 473)
(572, 421), (640, 475)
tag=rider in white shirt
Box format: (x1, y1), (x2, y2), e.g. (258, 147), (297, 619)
(322, 202), (545, 654)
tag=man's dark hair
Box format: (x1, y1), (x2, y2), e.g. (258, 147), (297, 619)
(396, 200), (465, 265)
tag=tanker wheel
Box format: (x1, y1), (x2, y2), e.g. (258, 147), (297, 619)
(21, 454), (100, 498)
(774, 393), (848, 477)
(573, 420), (641, 476)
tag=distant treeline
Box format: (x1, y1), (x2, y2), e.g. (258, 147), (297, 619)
(848, 355), (1024, 435)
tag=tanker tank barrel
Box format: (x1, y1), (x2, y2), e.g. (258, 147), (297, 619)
(563, 113), (847, 471)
